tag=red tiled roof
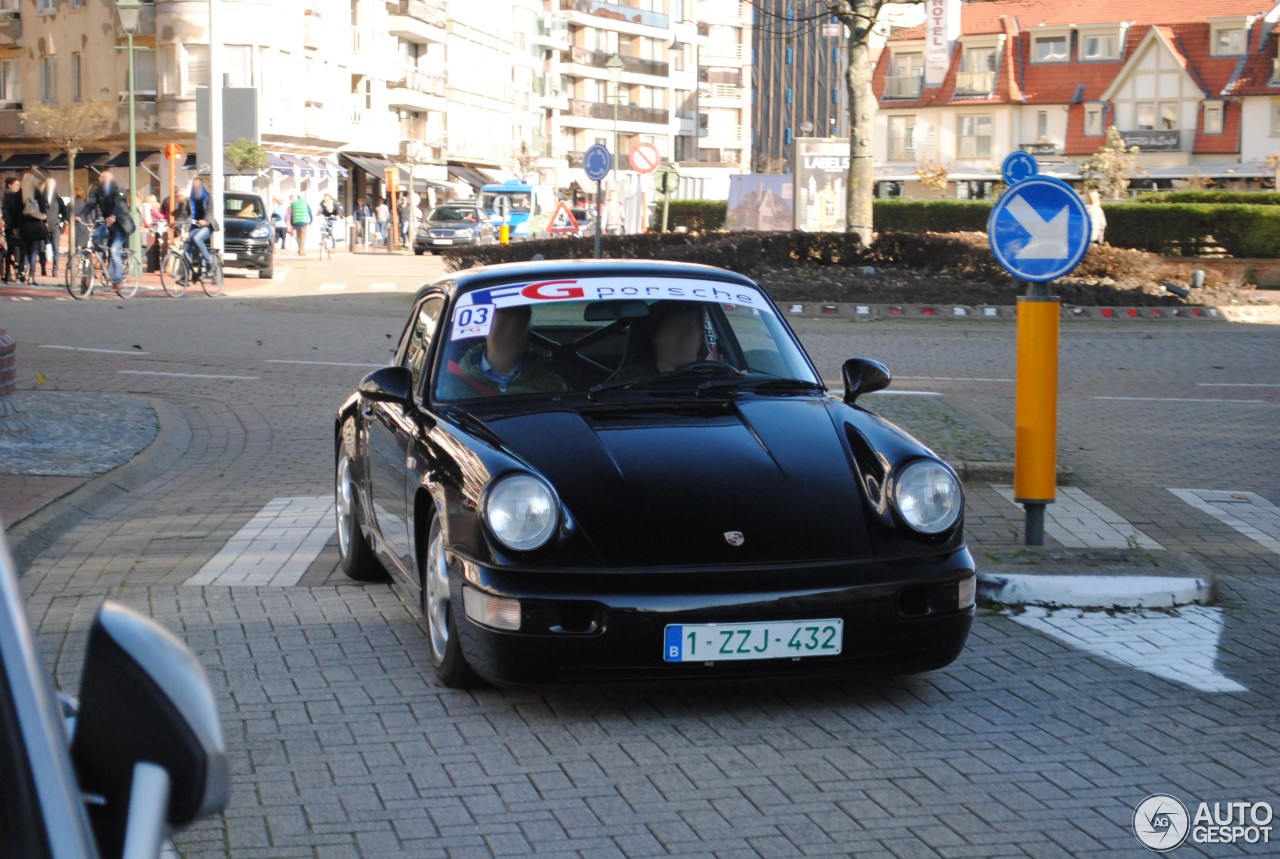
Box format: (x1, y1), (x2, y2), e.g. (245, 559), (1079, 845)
(1230, 31), (1280, 94)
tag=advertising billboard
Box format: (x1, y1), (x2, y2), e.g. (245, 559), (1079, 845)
(725, 174), (793, 232)
(793, 138), (849, 232)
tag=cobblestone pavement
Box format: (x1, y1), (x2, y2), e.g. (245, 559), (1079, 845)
(3, 287), (1278, 858)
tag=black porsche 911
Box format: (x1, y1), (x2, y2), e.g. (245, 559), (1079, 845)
(335, 260), (974, 686)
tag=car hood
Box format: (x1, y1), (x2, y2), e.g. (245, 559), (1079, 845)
(480, 397), (869, 566)
(421, 220), (480, 231)
(222, 217), (267, 237)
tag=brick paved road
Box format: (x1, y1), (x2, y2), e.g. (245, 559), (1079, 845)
(4, 281), (1278, 858)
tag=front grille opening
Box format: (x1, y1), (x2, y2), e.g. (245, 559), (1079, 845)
(552, 602), (599, 634)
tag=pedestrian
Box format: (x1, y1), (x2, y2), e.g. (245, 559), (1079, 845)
(1085, 188), (1106, 245)
(604, 194), (624, 236)
(271, 196), (288, 249)
(3, 176), (24, 283)
(83, 169), (135, 292)
(290, 192), (313, 256)
(375, 197), (389, 246)
(397, 194), (411, 246)
(353, 197), (372, 246)
(41, 176), (69, 278)
(19, 171), (48, 285)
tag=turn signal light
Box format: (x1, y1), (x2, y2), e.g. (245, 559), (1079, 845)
(463, 587), (521, 631)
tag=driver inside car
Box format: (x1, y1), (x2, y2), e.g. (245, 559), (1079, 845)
(440, 305), (567, 398)
(611, 301), (709, 381)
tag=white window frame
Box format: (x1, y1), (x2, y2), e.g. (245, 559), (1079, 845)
(1211, 25), (1245, 57)
(0, 58), (20, 104)
(1081, 34), (1117, 61)
(1036, 110), (1048, 140)
(39, 56), (56, 103)
(1033, 34), (1069, 63)
(71, 52), (81, 102)
(183, 44), (209, 96)
(1084, 105), (1103, 136)
(36, 0), (56, 12)
(890, 50), (924, 78)
(1270, 98), (1280, 134)
(1136, 101), (1179, 131)
(1203, 101), (1224, 135)
(957, 114), (993, 158)
(887, 114), (916, 161)
(962, 46), (996, 73)
(158, 44), (178, 97)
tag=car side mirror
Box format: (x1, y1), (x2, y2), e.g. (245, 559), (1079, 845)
(70, 602), (229, 857)
(358, 365), (414, 404)
(841, 358), (891, 404)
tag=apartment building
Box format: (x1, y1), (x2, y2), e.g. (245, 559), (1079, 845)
(871, 0), (1280, 197)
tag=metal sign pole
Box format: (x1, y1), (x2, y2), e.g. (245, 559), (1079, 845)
(594, 180), (603, 259)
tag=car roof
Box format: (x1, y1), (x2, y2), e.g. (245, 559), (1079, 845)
(413, 259), (760, 302)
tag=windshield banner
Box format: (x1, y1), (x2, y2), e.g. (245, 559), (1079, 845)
(456, 278), (775, 316)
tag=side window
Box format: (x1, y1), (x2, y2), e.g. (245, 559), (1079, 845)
(403, 297), (443, 396)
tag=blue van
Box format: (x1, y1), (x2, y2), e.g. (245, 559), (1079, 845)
(479, 180), (556, 239)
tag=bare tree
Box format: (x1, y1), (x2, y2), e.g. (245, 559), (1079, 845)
(514, 140), (538, 182)
(20, 101), (114, 192)
(1080, 126), (1141, 200)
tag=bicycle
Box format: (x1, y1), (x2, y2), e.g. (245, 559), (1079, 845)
(66, 219), (143, 300)
(158, 223), (224, 297)
(318, 216), (338, 260)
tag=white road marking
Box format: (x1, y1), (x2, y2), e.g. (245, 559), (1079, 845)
(1009, 605), (1247, 694)
(118, 370), (258, 380)
(1169, 489), (1280, 556)
(868, 390), (944, 397)
(40, 344), (150, 355)
(318, 282), (346, 291)
(368, 282), (397, 292)
(185, 496), (335, 587)
(1196, 382), (1280, 388)
(897, 376), (1014, 383)
(993, 486), (1162, 549)
(265, 359), (382, 368)
(1095, 396), (1267, 404)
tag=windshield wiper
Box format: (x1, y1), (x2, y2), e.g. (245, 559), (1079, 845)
(588, 363), (744, 397)
(695, 376), (825, 396)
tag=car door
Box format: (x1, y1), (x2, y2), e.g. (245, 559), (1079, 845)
(367, 295), (444, 576)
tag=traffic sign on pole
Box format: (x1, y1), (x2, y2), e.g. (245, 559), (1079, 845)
(987, 176), (1091, 283)
(655, 164), (679, 196)
(584, 144), (611, 183)
(1001, 150), (1039, 187)
(629, 142), (660, 174)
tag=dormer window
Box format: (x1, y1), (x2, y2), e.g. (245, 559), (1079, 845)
(1033, 35), (1069, 63)
(1212, 25), (1245, 56)
(1082, 34), (1117, 61)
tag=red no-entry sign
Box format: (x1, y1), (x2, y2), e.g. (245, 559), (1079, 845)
(628, 143), (659, 174)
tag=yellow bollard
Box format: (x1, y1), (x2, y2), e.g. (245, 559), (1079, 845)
(1013, 294), (1060, 543)
(499, 223), (510, 245)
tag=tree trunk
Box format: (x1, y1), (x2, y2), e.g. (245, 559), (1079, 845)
(66, 146), (78, 261)
(843, 3), (876, 247)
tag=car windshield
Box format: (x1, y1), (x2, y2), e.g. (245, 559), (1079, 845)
(224, 196), (265, 220)
(433, 277), (819, 402)
(480, 191), (531, 212)
(428, 207), (481, 222)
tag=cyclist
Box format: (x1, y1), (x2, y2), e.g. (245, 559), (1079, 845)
(83, 169), (135, 291)
(318, 193), (340, 249)
(185, 178), (219, 277)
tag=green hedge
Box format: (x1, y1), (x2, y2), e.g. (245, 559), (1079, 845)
(1132, 190), (1280, 205)
(1103, 203), (1280, 257)
(871, 199), (993, 232)
(658, 200), (726, 232)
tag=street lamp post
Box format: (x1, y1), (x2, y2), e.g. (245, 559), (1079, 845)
(606, 52), (623, 234)
(116, 0), (142, 255)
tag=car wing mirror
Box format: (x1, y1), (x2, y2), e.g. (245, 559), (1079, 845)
(358, 365), (414, 405)
(70, 602), (229, 857)
(841, 358), (891, 404)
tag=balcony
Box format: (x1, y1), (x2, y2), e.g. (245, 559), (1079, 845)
(568, 47), (669, 78)
(117, 98), (159, 134)
(883, 75), (922, 99)
(567, 98), (669, 125)
(0, 108), (24, 136)
(388, 68), (447, 111)
(701, 43), (745, 64)
(955, 70), (994, 95)
(566, 150), (585, 167)
(533, 13), (570, 51)
(560, 0), (669, 30)
(0, 12), (20, 48)
(302, 9), (323, 49)
(696, 0), (746, 21)
(1119, 129), (1183, 151)
(388, 0), (447, 43)
(700, 82), (743, 102)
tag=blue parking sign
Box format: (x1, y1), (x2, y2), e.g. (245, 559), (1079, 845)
(987, 176), (1092, 283)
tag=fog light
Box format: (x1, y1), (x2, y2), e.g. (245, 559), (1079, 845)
(463, 587), (521, 631)
(958, 575), (976, 609)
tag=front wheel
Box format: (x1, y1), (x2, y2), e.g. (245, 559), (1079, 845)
(115, 250), (142, 298)
(201, 254), (224, 297)
(65, 250), (94, 299)
(422, 516), (477, 687)
(159, 251), (189, 297)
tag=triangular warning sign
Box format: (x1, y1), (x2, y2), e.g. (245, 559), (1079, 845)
(547, 200), (580, 233)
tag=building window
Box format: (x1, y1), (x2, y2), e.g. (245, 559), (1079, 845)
(962, 46), (996, 72)
(886, 51), (922, 99)
(134, 49), (157, 93)
(1033, 35), (1069, 63)
(71, 52), (81, 102)
(158, 44), (177, 96)
(40, 56), (56, 103)
(225, 44), (254, 88)
(37, 0), (55, 12)
(957, 114), (992, 158)
(1212, 26), (1245, 56)
(1084, 105), (1103, 136)
(1082, 35), (1117, 61)
(887, 114), (915, 161)
(1137, 101), (1179, 130)
(184, 44), (209, 95)
(1270, 99), (1280, 134)
(1036, 110), (1048, 140)
(957, 46), (996, 94)
(0, 59), (20, 103)
(1203, 102), (1224, 134)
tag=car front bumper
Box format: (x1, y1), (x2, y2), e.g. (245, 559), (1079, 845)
(449, 548), (976, 685)
(222, 239), (272, 270)
(415, 235), (480, 251)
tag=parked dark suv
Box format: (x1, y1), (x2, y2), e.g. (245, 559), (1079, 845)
(222, 192), (274, 279)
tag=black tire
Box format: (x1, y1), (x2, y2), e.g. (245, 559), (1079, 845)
(335, 435), (389, 583)
(116, 250), (142, 298)
(65, 250), (94, 299)
(159, 251), (189, 297)
(414, 248), (425, 256)
(422, 516), (477, 688)
(201, 254), (224, 297)
(258, 263), (274, 279)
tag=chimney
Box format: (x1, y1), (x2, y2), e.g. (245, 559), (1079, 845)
(923, 0), (961, 88)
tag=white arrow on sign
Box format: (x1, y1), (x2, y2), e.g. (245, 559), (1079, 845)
(1006, 194), (1069, 260)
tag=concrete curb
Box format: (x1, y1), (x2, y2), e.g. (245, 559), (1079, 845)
(977, 572), (1215, 609)
(782, 301), (1280, 323)
(6, 397), (191, 573)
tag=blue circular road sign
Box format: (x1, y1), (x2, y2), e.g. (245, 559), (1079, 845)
(584, 144), (612, 182)
(1001, 150), (1039, 187)
(987, 176), (1092, 283)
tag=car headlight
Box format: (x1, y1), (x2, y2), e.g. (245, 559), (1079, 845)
(455, 228), (474, 238)
(484, 474), (558, 551)
(892, 460), (962, 534)
(249, 224), (271, 239)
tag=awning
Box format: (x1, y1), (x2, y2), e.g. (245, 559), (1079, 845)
(45, 151), (111, 169)
(100, 150), (159, 168)
(397, 167), (450, 193)
(314, 157), (348, 178)
(343, 153), (395, 178)
(447, 164), (496, 189)
(268, 152), (294, 173)
(0, 153), (51, 169)
(280, 153), (314, 177)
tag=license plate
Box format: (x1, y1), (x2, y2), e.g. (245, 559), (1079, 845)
(663, 618), (843, 663)
(432, 238), (454, 245)
(222, 252), (238, 260)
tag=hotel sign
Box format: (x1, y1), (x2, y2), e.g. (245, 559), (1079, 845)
(925, 0), (960, 87)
